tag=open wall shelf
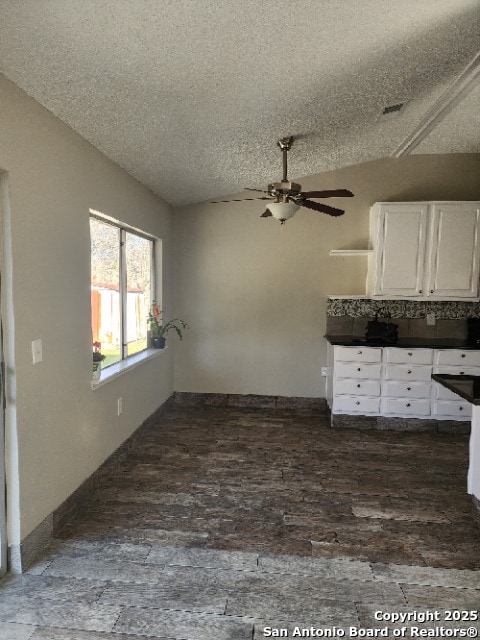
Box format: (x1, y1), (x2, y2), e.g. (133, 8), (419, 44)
(329, 249), (373, 256)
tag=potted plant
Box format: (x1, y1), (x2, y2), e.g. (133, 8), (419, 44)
(92, 341), (105, 380)
(147, 301), (189, 349)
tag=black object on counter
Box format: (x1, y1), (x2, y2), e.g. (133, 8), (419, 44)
(365, 308), (398, 344)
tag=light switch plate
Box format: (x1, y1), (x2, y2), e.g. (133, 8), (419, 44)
(31, 338), (43, 364)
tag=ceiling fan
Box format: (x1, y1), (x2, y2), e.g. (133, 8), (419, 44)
(212, 136), (354, 224)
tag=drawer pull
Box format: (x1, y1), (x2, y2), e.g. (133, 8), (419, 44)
(430, 290), (434, 294)
(460, 371), (465, 375)
(408, 352), (413, 356)
(407, 370), (412, 374)
(357, 384), (361, 388)
(461, 354), (466, 358)
(459, 406), (463, 411)
(357, 367), (361, 372)
(358, 350), (362, 355)
(356, 401), (360, 406)
(407, 387), (411, 391)
(406, 403), (411, 407)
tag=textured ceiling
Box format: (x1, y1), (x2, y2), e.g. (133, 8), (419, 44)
(0, 0), (479, 206)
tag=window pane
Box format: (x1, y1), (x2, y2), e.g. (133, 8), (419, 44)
(125, 232), (152, 356)
(90, 218), (122, 366)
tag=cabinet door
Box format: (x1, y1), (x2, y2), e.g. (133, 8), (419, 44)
(426, 203), (480, 299)
(371, 203), (428, 297)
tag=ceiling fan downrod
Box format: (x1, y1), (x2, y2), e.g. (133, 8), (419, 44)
(269, 136), (301, 201)
(277, 136), (293, 182)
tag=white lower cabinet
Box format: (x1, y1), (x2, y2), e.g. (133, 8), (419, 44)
(431, 349), (480, 419)
(331, 346), (382, 416)
(330, 345), (480, 421)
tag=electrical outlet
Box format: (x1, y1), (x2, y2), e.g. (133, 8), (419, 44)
(321, 367), (329, 377)
(117, 397), (123, 416)
(426, 313), (436, 326)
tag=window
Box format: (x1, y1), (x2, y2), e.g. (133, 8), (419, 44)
(90, 212), (156, 367)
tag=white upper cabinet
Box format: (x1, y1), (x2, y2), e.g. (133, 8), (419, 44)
(426, 203), (480, 299)
(368, 203), (428, 297)
(367, 201), (480, 300)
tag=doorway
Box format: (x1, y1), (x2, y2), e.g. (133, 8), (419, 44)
(0, 172), (8, 576)
(0, 302), (5, 577)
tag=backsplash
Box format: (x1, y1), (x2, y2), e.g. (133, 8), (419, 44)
(326, 298), (480, 340)
(327, 298), (480, 319)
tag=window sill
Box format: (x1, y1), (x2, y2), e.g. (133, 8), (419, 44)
(91, 347), (167, 389)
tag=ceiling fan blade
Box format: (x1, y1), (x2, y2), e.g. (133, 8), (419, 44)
(297, 199), (345, 216)
(260, 209), (272, 217)
(244, 187), (269, 194)
(300, 189), (354, 199)
(211, 196), (271, 203)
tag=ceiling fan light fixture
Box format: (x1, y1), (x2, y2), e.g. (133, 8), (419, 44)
(266, 201), (300, 222)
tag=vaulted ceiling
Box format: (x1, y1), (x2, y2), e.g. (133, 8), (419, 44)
(0, 0), (478, 206)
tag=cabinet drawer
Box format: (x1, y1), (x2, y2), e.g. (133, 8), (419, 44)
(384, 364), (432, 382)
(432, 400), (472, 418)
(335, 346), (382, 363)
(382, 380), (431, 399)
(432, 365), (480, 376)
(434, 349), (480, 368)
(335, 362), (382, 379)
(381, 397), (431, 416)
(335, 379), (381, 396)
(384, 347), (432, 365)
(333, 395), (380, 414)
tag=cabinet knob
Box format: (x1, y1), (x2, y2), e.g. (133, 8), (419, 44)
(356, 401), (360, 406)
(419, 289), (422, 294)
(460, 371), (465, 375)
(357, 384), (361, 388)
(407, 387), (411, 391)
(358, 350), (362, 354)
(406, 403), (411, 407)
(357, 367), (361, 371)
(407, 370), (412, 374)
(408, 352), (413, 356)
(461, 354), (466, 358)
(459, 406), (463, 411)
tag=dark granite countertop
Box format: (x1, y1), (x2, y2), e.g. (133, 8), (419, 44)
(325, 335), (480, 349)
(432, 374), (480, 406)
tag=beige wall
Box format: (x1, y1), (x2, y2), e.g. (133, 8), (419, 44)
(174, 154), (480, 397)
(0, 74), (174, 543)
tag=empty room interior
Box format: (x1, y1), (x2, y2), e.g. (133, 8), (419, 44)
(0, 1), (480, 638)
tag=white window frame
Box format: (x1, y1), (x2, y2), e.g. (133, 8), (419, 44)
(90, 209), (157, 369)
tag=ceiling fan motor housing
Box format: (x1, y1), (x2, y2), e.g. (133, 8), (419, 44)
(268, 180), (302, 199)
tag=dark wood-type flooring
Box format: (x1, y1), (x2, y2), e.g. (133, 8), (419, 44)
(59, 403), (480, 569)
